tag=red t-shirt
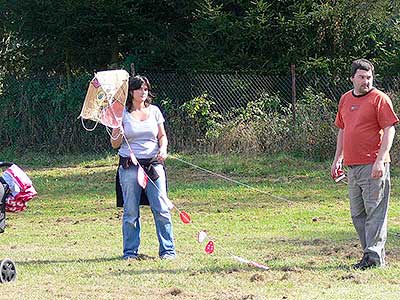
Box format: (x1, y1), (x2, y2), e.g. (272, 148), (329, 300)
(335, 88), (399, 166)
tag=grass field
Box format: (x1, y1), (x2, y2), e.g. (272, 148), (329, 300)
(1, 152), (400, 299)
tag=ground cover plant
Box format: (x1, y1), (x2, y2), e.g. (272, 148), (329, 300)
(1, 152), (400, 299)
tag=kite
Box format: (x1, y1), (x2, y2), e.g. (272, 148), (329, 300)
(79, 69), (129, 130)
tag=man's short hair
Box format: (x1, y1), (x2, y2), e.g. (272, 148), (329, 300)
(351, 58), (375, 78)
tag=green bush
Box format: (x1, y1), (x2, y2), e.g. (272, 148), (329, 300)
(202, 88), (339, 161)
(290, 87), (338, 160)
(161, 93), (223, 153)
(211, 93), (292, 154)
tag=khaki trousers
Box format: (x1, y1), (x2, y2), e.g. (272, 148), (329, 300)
(347, 163), (390, 266)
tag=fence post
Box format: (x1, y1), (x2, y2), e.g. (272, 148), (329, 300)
(291, 64), (297, 125)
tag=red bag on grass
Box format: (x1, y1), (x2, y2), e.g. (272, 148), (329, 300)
(2, 164), (37, 212)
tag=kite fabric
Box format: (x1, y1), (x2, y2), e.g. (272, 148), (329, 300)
(79, 69), (129, 128)
(137, 166), (149, 189)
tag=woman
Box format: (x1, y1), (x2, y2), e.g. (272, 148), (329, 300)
(111, 75), (176, 260)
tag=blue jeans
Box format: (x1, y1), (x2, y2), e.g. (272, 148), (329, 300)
(118, 163), (175, 258)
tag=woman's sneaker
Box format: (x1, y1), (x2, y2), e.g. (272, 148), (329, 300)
(160, 254), (176, 260)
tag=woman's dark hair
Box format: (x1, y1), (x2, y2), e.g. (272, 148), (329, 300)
(126, 75), (154, 112)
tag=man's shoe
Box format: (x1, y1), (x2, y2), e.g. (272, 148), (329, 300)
(353, 254), (378, 270)
(352, 254), (368, 269)
(359, 257), (378, 270)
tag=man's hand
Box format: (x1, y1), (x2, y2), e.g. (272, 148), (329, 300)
(331, 159), (345, 182)
(371, 160), (384, 179)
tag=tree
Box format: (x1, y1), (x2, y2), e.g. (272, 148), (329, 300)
(0, 0), (399, 77)
(1, 0), (134, 77)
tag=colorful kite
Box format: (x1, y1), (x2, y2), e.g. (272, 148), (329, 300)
(79, 69), (129, 129)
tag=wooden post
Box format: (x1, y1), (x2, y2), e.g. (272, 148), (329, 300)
(291, 64), (297, 125)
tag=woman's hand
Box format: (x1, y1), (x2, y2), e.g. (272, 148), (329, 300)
(111, 127), (124, 149)
(157, 123), (168, 161)
(157, 147), (168, 161)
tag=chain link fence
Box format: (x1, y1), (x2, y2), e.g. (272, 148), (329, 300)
(1, 71), (400, 160)
(144, 70), (400, 120)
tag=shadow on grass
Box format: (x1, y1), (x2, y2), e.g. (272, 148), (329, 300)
(112, 262), (353, 276)
(15, 255), (123, 266)
(14, 253), (359, 275)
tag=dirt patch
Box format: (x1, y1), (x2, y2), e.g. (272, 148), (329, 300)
(166, 288), (183, 296)
(280, 273), (290, 281)
(241, 295), (255, 300)
(281, 266), (302, 273)
(340, 273), (366, 284)
(136, 254), (156, 261)
(225, 268), (240, 274)
(250, 273), (264, 282)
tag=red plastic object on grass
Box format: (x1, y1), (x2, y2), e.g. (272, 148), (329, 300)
(205, 240), (215, 254)
(179, 211), (191, 224)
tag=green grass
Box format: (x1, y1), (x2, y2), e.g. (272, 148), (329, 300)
(1, 152), (400, 299)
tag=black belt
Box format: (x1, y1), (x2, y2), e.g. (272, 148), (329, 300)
(118, 156), (162, 181)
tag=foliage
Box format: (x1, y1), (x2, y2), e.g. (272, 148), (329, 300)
(2, 72), (399, 164)
(1, 1), (399, 76)
(213, 93), (292, 154)
(296, 0), (400, 76)
(0, 73), (110, 153)
(205, 88), (338, 160)
(161, 93), (223, 152)
(181, 93), (223, 139)
(291, 87), (338, 160)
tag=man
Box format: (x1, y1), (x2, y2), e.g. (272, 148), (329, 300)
(331, 58), (399, 270)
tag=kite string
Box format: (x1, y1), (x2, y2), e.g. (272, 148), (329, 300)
(136, 164), (269, 269)
(169, 155), (290, 202)
(80, 117), (99, 132)
(166, 155), (272, 269)
(105, 126), (122, 140)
